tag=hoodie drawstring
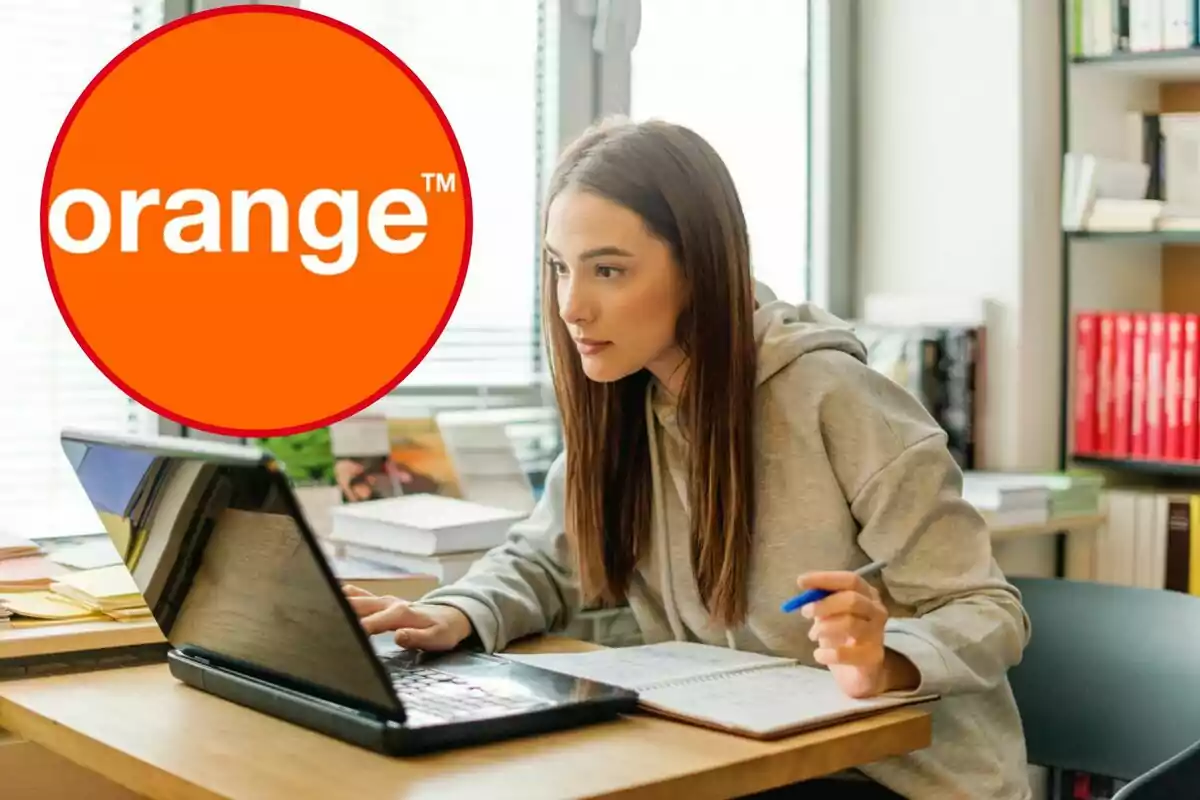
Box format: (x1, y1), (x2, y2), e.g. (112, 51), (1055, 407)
(645, 385), (687, 643)
(645, 385), (740, 650)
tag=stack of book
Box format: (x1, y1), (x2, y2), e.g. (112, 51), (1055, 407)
(961, 475), (1051, 528)
(327, 493), (527, 587)
(966, 472), (1103, 517)
(962, 471), (1104, 528)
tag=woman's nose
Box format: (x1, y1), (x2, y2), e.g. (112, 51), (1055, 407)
(559, 276), (591, 324)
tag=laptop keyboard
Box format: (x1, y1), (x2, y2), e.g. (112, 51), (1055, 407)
(390, 667), (548, 727)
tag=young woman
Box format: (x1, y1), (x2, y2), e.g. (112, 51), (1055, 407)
(344, 117), (1032, 799)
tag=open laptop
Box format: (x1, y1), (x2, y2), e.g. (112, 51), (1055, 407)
(59, 427), (638, 755)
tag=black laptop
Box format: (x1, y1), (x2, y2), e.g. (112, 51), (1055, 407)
(59, 427), (638, 755)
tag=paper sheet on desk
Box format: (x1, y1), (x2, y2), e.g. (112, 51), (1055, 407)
(637, 666), (935, 738)
(46, 539), (124, 570)
(502, 642), (938, 739)
(502, 641), (795, 690)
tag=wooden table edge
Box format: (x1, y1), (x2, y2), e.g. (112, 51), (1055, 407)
(0, 693), (215, 800)
(594, 707), (933, 800)
(0, 631), (935, 800)
(0, 619), (164, 661)
(0, 680), (932, 800)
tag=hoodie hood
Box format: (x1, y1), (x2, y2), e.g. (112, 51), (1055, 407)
(753, 300), (867, 386)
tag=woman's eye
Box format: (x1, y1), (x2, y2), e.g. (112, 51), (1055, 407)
(596, 265), (621, 278)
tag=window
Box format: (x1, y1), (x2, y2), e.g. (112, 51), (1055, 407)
(0, 0), (161, 539)
(299, 0), (544, 391)
(629, 0), (810, 304)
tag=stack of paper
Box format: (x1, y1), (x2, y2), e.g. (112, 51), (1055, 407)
(49, 565), (150, 620)
(0, 532), (42, 561)
(0, 555), (71, 592)
(0, 591), (107, 625)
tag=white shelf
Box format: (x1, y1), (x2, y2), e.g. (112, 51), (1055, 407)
(1071, 50), (1200, 81)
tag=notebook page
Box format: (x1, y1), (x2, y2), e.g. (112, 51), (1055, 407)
(640, 664), (935, 738)
(502, 641), (796, 691)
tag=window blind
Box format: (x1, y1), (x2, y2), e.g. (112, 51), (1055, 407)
(299, 0), (546, 393)
(0, 0), (161, 539)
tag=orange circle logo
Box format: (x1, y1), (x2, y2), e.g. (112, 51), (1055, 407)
(41, 6), (471, 437)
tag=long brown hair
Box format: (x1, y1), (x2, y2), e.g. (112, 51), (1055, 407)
(541, 117), (758, 626)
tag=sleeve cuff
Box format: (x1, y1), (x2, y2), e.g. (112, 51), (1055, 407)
(413, 595), (502, 653)
(882, 622), (952, 697)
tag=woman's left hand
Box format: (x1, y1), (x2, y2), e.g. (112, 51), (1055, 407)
(795, 570), (919, 699)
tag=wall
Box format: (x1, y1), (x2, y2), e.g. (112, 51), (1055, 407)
(854, 0), (1063, 577)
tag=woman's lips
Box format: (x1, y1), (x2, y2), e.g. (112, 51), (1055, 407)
(574, 338), (612, 355)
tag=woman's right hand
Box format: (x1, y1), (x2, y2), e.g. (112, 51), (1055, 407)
(343, 585), (474, 651)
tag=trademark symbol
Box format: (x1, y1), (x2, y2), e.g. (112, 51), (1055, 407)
(421, 172), (456, 193)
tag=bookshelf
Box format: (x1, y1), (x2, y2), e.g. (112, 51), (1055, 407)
(1067, 229), (1200, 243)
(1073, 454), (1200, 478)
(1059, 6), (1200, 479)
(1071, 48), (1200, 77)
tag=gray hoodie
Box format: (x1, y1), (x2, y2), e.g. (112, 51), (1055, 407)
(417, 300), (1033, 799)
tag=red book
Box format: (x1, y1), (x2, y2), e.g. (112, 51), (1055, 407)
(1132, 313), (1150, 458)
(1096, 313), (1116, 455)
(1187, 314), (1200, 462)
(1147, 313), (1168, 461)
(1166, 313), (1185, 460)
(1074, 312), (1099, 455)
(1112, 313), (1134, 458)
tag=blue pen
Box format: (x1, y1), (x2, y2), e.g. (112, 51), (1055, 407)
(780, 559), (889, 613)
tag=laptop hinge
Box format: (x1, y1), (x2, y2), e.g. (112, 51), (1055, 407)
(176, 645), (403, 723)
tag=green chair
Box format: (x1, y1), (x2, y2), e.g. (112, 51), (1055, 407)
(1008, 577), (1200, 797)
(1112, 737), (1200, 799)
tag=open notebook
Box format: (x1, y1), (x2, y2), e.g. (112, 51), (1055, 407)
(502, 641), (938, 740)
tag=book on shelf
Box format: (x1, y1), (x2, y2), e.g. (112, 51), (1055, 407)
(1062, 111), (1200, 234)
(1061, 153), (1153, 231)
(1067, 487), (1200, 598)
(1068, 0), (1197, 58)
(502, 641), (937, 740)
(1073, 310), (1200, 462)
(852, 320), (985, 471)
(258, 411), (538, 540)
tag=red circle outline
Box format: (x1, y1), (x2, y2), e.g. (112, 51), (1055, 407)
(40, 5), (474, 438)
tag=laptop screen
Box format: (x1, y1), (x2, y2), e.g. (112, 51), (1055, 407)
(61, 431), (401, 716)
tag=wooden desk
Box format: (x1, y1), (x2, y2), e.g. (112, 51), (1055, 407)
(0, 636), (932, 800)
(0, 619), (164, 662)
